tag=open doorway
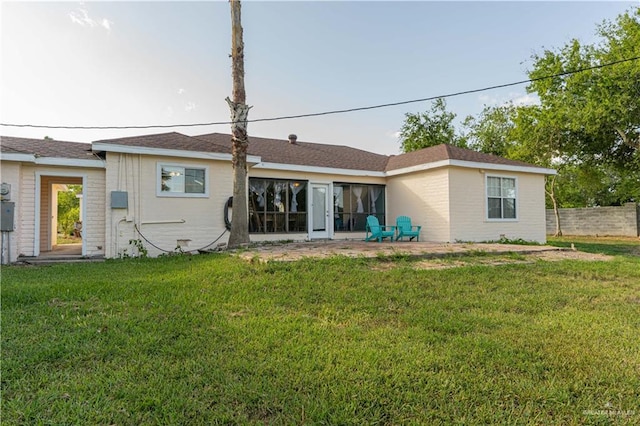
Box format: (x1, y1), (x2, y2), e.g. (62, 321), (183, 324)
(55, 184), (83, 249)
(39, 176), (83, 256)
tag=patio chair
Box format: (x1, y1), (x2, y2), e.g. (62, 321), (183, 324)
(395, 216), (421, 241)
(365, 215), (396, 242)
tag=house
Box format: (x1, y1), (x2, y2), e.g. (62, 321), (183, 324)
(0, 132), (555, 261)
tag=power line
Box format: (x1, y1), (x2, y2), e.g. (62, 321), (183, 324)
(2, 55), (639, 130)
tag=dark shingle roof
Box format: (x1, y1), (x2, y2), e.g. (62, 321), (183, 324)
(1, 136), (94, 160)
(386, 144), (538, 171)
(195, 133), (390, 171)
(93, 132), (232, 154)
(3, 133), (549, 174)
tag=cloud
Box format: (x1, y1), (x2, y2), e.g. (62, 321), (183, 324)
(478, 92), (540, 107)
(510, 93), (539, 106)
(101, 19), (113, 31)
(185, 102), (196, 112)
(69, 8), (112, 32)
(69, 9), (95, 27)
(478, 94), (500, 105)
(386, 130), (401, 140)
(177, 88), (185, 95)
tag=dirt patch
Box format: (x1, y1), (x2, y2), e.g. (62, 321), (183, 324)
(236, 240), (614, 267)
(406, 250), (613, 270)
(529, 250), (613, 262)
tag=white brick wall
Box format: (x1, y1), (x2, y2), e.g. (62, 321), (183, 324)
(449, 168), (547, 243)
(387, 168), (451, 242)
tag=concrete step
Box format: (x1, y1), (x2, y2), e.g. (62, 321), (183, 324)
(14, 256), (105, 266)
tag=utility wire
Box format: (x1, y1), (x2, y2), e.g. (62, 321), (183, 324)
(2, 55), (638, 130)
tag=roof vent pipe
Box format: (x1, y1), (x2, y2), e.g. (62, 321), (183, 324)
(288, 134), (297, 144)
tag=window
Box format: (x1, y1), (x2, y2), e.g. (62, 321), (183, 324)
(158, 164), (208, 197)
(249, 178), (307, 233)
(487, 176), (516, 219)
(333, 183), (385, 232)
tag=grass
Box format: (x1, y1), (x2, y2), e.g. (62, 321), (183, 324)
(56, 233), (81, 245)
(2, 238), (639, 424)
(547, 235), (640, 257)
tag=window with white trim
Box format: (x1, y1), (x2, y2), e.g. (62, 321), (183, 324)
(158, 164), (208, 197)
(487, 176), (516, 219)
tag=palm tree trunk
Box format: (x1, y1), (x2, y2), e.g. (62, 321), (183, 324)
(227, 0), (251, 248)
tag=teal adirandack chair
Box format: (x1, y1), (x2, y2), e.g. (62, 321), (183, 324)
(365, 215), (396, 242)
(395, 216), (422, 241)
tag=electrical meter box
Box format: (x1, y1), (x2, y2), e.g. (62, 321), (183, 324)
(111, 191), (128, 209)
(0, 183), (11, 201)
(1, 202), (15, 232)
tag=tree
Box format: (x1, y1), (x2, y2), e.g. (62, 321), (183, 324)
(57, 185), (81, 236)
(226, 0), (251, 248)
(463, 104), (517, 157)
(527, 8), (640, 169)
(462, 7), (640, 211)
(399, 98), (466, 153)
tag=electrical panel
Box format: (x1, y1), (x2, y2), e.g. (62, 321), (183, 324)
(111, 191), (128, 209)
(1, 202), (15, 232)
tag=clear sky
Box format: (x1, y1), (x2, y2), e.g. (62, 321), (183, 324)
(1, 1), (637, 155)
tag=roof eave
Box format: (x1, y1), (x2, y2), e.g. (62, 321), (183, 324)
(92, 142), (261, 164)
(1, 152), (36, 163)
(252, 162), (386, 177)
(386, 159), (556, 176)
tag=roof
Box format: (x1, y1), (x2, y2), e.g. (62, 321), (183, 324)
(385, 144), (538, 171)
(195, 133), (390, 172)
(1, 136), (94, 160)
(93, 132), (232, 154)
(2, 132), (553, 175)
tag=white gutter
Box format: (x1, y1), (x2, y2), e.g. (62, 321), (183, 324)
(36, 157), (105, 168)
(1, 152), (105, 168)
(1, 153), (36, 162)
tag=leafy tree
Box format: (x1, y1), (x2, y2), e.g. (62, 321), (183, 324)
(400, 8), (640, 220)
(461, 8), (640, 209)
(527, 8), (640, 168)
(58, 185), (81, 236)
(399, 98), (466, 152)
(463, 104), (517, 157)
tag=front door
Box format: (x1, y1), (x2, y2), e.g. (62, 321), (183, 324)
(310, 183), (330, 239)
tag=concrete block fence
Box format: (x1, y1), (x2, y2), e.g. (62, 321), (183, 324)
(546, 203), (639, 237)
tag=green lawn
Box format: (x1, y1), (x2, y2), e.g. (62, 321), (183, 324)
(2, 238), (639, 424)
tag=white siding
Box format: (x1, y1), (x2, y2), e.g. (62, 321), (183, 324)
(18, 165), (36, 257)
(1, 162), (22, 262)
(84, 169), (106, 256)
(0, 162), (106, 260)
(105, 153), (234, 258)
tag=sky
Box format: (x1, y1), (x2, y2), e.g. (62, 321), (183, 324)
(1, 1), (638, 155)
